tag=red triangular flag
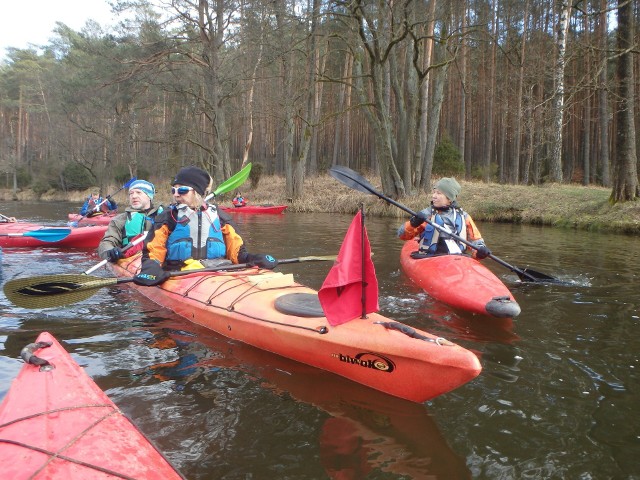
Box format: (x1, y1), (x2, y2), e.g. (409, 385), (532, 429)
(318, 211), (379, 326)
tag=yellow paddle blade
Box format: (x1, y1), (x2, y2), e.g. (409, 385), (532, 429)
(3, 274), (119, 309)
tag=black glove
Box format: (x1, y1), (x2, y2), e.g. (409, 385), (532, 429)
(475, 245), (491, 260)
(409, 213), (427, 228)
(106, 247), (123, 263)
(133, 259), (170, 286)
(247, 254), (278, 270)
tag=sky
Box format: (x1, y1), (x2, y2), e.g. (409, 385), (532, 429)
(0, 0), (115, 60)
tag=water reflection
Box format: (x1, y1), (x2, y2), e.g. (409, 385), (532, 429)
(137, 321), (471, 479)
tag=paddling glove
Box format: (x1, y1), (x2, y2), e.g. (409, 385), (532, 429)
(106, 247), (123, 263)
(409, 213), (427, 228)
(475, 246), (491, 260)
(133, 259), (170, 286)
(247, 254), (278, 270)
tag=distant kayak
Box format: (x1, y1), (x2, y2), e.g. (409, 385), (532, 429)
(110, 255), (481, 403)
(400, 241), (521, 318)
(219, 204), (288, 214)
(0, 222), (107, 249)
(68, 212), (117, 225)
(0, 332), (184, 480)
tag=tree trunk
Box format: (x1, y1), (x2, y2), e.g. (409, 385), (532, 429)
(609, 0), (639, 203)
(549, 0), (572, 183)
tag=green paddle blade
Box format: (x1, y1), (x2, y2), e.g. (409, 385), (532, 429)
(3, 274), (120, 309)
(213, 163), (252, 196)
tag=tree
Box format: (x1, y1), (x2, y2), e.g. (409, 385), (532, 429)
(609, 0), (638, 203)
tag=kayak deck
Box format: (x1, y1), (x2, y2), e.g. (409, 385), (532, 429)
(68, 213), (117, 226)
(400, 241), (521, 318)
(0, 332), (183, 480)
(110, 256), (481, 403)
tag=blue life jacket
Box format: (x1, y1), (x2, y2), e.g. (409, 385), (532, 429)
(166, 205), (226, 262)
(418, 207), (467, 254)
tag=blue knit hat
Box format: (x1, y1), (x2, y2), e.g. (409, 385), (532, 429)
(129, 179), (155, 200)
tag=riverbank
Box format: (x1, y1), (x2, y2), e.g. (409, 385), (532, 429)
(2, 173), (639, 234)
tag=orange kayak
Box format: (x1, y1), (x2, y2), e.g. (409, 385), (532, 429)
(0, 222), (107, 249)
(110, 256), (481, 403)
(0, 332), (184, 480)
(400, 241), (521, 318)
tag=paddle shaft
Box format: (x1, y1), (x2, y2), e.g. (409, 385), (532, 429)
(329, 166), (541, 282)
(118, 256), (336, 285)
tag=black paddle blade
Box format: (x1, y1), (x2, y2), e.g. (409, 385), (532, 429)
(3, 274), (119, 309)
(329, 166), (378, 195)
(515, 267), (564, 284)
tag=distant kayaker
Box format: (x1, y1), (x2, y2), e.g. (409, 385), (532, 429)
(80, 189), (118, 216)
(0, 213), (17, 223)
(232, 193), (247, 207)
(98, 179), (163, 263)
(133, 166), (277, 286)
(397, 177), (491, 259)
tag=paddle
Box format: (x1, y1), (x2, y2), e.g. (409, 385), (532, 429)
(0, 213), (16, 222)
(206, 163), (252, 201)
(68, 177), (137, 227)
(328, 165), (559, 284)
(0, 228), (73, 243)
(4, 255), (337, 309)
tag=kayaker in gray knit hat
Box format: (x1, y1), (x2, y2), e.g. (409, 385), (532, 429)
(434, 177), (461, 202)
(396, 177), (492, 260)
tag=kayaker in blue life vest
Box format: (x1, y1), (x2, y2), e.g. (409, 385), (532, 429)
(98, 180), (163, 262)
(232, 192), (247, 207)
(133, 166), (277, 286)
(79, 189), (118, 216)
(397, 177), (491, 259)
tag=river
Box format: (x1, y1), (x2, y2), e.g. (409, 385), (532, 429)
(1, 201), (638, 479)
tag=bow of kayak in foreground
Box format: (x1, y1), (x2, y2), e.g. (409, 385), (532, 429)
(0, 331), (184, 479)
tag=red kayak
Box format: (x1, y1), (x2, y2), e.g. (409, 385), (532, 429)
(0, 223), (107, 248)
(110, 256), (481, 403)
(400, 241), (521, 318)
(219, 204), (288, 214)
(68, 213), (117, 225)
(0, 332), (184, 480)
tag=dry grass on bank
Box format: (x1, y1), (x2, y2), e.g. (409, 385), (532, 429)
(2, 173), (639, 234)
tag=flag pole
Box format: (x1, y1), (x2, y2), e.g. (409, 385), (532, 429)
(360, 203), (367, 319)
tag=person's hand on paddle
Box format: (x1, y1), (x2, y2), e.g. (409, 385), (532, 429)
(247, 254), (278, 270)
(133, 259), (170, 286)
(409, 213), (427, 228)
(475, 245), (491, 260)
(106, 248), (123, 263)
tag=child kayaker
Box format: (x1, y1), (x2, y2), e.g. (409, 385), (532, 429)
(133, 166), (277, 286)
(97, 179), (163, 262)
(397, 177), (491, 259)
(80, 189), (118, 216)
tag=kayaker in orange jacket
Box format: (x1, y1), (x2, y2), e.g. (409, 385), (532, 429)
(133, 166), (277, 286)
(397, 177), (491, 259)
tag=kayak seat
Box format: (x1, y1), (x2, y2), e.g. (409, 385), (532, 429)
(274, 293), (325, 317)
